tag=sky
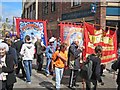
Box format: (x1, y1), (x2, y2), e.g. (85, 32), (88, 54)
(0, 1), (22, 25)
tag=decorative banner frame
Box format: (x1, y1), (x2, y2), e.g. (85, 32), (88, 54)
(83, 22), (117, 63)
(59, 22), (84, 47)
(16, 19), (47, 45)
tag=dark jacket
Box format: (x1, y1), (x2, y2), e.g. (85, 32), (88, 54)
(90, 54), (102, 82)
(35, 41), (43, 55)
(116, 58), (120, 84)
(2, 54), (16, 85)
(8, 47), (18, 64)
(68, 42), (82, 70)
(14, 40), (24, 61)
(14, 40), (24, 54)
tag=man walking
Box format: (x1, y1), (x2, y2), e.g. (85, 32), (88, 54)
(68, 39), (83, 88)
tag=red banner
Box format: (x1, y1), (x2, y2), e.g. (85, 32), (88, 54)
(83, 22), (117, 63)
(15, 18), (47, 45)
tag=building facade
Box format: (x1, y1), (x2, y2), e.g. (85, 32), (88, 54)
(22, 1), (119, 41)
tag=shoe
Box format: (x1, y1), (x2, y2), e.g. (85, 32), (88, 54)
(68, 86), (76, 89)
(27, 82), (31, 84)
(68, 86), (72, 89)
(46, 74), (49, 77)
(101, 74), (105, 77)
(73, 83), (79, 87)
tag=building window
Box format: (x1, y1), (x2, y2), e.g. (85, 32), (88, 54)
(71, 0), (81, 7)
(33, 2), (36, 19)
(51, 0), (55, 12)
(33, 2), (36, 10)
(43, 2), (48, 15)
(27, 8), (29, 18)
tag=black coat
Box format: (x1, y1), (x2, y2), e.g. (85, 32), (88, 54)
(14, 40), (24, 53)
(117, 58), (120, 84)
(2, 54), (16, 85)
(68, 42), (82, 70)
(90, 55), (102, 82)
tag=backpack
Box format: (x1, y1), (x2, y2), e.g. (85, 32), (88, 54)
(80, 54), (93, 80)
(111, 60), (119, 71)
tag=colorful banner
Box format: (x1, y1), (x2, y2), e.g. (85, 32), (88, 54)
(83, 22), (117, 63)
(59, 22), (83, 46)
(16, 19), (47, 45)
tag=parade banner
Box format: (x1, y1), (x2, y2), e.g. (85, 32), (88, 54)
(83, 22), (117, 63)
(59, 22), (84, 46)
(16, 19), (47, 45)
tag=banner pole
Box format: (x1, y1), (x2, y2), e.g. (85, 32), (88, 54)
(79, 20), (116, 29)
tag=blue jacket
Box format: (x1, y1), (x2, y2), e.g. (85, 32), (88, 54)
(45, 45), (54, 59)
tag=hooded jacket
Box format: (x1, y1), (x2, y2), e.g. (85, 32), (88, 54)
(20, 43), (35, 60)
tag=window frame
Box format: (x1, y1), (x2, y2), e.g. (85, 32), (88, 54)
(51, 0), (55, 12)
(43, 2), (49, 15)
(71, 0), (81, 7)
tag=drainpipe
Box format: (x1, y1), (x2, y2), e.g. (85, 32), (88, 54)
(36, 0), (38, 20)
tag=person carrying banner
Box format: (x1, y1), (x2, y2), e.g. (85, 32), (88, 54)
(67, 39), (84, 88)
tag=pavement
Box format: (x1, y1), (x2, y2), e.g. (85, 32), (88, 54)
(13, 58), (118, 90)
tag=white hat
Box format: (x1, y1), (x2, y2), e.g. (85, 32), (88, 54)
(51, 37), (56, 41)
(49, 38), (54, 42)
(0, 42), (9, 52)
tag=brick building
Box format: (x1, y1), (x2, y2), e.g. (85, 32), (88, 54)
(22, 1), (119, 41)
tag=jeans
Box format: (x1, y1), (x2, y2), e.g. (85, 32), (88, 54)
(55, 67), (64, 89)
(23, 60), (32, 82)
(45, 58), (52, 75)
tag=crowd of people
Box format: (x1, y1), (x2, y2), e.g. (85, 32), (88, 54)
(0, 34), (120, 90)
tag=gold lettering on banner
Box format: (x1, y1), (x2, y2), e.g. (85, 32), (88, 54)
(101, 54), (116, 60)
(89, 34), (102, 43)
(109, 38), (113, 45)
(103, 37), (109, 44)
(88, 42), (114, 51)
(89, 34), (113, 45)
(103, 46), (114, 51)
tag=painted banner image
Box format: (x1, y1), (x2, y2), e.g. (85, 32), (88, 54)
(16, 19), (47, 45)
(63, 26), (83, 46)
(59, 23), (84, 47)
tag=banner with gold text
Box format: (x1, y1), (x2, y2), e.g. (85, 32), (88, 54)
(83, 22), (117, 63)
